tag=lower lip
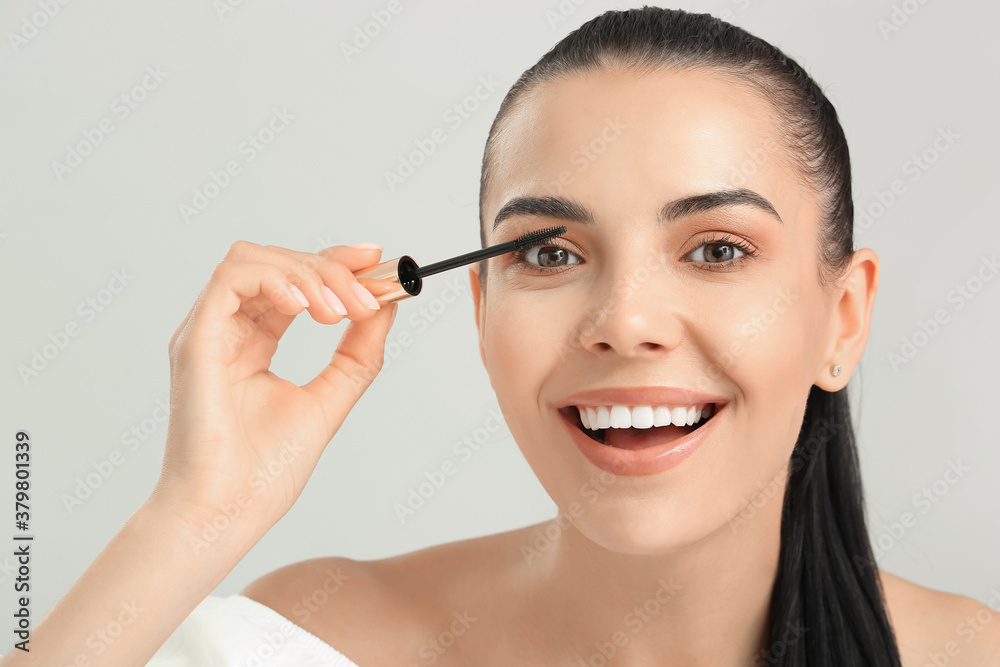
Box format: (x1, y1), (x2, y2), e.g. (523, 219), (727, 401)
(560, 404), (726, 477)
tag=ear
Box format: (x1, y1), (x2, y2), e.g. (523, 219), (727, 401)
(815, 248), (880, 391)
(469, 266), (487, 369)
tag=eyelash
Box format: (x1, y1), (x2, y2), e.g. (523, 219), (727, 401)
(685, 233), (759, 272)
(509, 239), (579, 275)
(509, 233), (759, 274)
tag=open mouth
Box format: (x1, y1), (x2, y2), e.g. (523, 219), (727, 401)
(559, 403), (721, 451)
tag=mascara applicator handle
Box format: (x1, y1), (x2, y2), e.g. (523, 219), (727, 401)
(352, 255), (423, 306)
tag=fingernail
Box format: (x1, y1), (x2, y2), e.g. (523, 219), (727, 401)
(322, 285), (348, 315)
(389, 304), (398, 328)
(289, 284), (310, 308)
(351, 281), (381, 310)
(349, 242), (382, 250)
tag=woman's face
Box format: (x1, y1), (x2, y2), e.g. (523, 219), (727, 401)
(470, 67), (839, 555)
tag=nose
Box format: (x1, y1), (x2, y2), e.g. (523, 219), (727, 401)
(574, 250), (683, 357)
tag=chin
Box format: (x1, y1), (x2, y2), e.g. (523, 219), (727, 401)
(564, 502), (727, 557)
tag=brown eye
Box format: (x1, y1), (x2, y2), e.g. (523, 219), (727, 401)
(538, 246), (567, 267)
(520, 243), (582, 270)
(685, 241), (746, 265)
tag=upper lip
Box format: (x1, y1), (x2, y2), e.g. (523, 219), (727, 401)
(555, 386), (729, 409)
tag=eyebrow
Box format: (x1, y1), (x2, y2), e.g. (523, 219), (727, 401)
(492, 188), (784, 232)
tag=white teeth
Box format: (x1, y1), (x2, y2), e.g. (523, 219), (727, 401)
(575, 404), (713, 430)
(609, 405), (631, 428)
(595, 406), (611, 429)
(630, 406), (654, 429)
(653, 406), (672, 427)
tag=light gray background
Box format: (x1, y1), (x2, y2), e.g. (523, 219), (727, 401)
(1, 0), (998, 624)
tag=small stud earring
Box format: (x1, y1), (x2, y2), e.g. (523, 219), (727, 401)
(831, 364), (842, 377)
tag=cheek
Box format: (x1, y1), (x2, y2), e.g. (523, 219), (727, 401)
(705, 280), (816, 472)
(482, 288), (561, 408)
(721, 286), (808, 384)
(481, 286), (588, 482)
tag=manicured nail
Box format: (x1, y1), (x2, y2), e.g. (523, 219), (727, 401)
(322, 285), (348, 315)
(389, 303), (398, 328)
(289, 284), (310, 308)
(349, 242), (382, 250)
(351, 281), (380, 310)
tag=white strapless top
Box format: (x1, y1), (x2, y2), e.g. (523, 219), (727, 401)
(144, 593), (361, 666)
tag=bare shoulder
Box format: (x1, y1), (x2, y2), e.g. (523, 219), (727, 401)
(240, 555), (428, 664)
(240, 529), (520, 665)
(878, 569), (1000, 666)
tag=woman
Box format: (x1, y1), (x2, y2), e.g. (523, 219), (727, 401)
(6, 7), (997, 667)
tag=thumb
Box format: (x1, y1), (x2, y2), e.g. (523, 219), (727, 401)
(302, 302), (398, 439)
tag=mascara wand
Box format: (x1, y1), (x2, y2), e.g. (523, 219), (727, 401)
(352, 225), (568, 305)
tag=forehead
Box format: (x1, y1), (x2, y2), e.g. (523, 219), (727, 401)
(484, 67), (809, 235)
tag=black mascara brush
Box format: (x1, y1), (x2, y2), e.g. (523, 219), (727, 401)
(352, 225), (567, 305)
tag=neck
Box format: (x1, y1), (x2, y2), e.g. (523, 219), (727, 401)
(516, 495), (784, 666)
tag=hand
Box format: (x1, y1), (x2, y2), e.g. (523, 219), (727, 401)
(151, 240), (396, 535)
